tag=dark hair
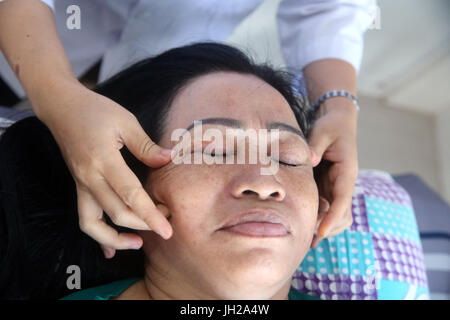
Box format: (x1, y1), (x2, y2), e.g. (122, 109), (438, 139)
(0, 42), (309, 299)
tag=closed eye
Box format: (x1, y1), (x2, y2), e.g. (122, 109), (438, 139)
(202, 151), (234, 157)
(194, 150), (304, 166)
(275, 159), (304, 167)
(279, 160), (298, 167)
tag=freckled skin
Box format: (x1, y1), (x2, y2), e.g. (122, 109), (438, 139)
(139, 72), (319, 300)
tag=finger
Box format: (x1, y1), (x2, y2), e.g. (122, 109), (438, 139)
(121, 116), (173, 168)
(89, 175), (152, 230)
(308, 126), (335, 167)
(311, 197), (329, 249)
(77, 186), (144, 250)
(101, 152), (173, 239)
(317, 172), (355, 238)
(325, 207), (353, 238)
(100, 244), (116, 259)
(310, 149), (320, 167)
(310, 234), (321, 249)
(318, 196), (330, 214)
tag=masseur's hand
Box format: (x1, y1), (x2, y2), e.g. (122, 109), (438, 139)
(302, 59), (359, 249)
(309, 98), (358, 248)
(0, 0), (173, 259)
(37, 80), (174, 258)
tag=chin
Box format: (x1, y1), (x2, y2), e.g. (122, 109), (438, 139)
(214, 261), (292, 299)
(215, 274), (291, 300)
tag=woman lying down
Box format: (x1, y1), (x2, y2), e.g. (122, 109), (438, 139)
(0, 42), (329, 300)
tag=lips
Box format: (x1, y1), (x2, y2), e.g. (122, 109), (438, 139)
(218, 210), (291, 237)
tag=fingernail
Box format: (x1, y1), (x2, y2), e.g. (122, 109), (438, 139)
(310, 235), (319, 249)
(310, 150), (320, 166)
(159, 228), (172, 240)
(160, 148), (173, 158)
(315, 238), (322, 248)
(129, 242), (142, 250)
(103, 248), (114, 259)
(319, 229), (328, 238)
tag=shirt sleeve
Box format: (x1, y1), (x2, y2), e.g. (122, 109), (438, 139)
(277, 0), (378, 73)
(40, 0), (54, 11)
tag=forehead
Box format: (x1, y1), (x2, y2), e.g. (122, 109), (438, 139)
(165, 72), (300, 133)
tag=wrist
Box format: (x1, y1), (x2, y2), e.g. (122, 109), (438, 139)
(318, 97), (358, 136)
(29, 73), (82, 121)
(310, 93), (359, 122)
(319, 96), (358, 115)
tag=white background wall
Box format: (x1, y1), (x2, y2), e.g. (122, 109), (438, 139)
(436, 108), (450, 203)
(357, 96), (441, 195)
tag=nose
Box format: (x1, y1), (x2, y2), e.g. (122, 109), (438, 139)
(230, 172), (286, 201)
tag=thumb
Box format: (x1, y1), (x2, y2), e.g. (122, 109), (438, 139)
(311, 197), (330, 249)
(318, 196), (330, 214)
(122, 117), (173, 168)
(308, 126), (334, 167)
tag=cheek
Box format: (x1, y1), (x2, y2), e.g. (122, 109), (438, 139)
(282, 169), (319, 237)
(148, 164), (227, 238)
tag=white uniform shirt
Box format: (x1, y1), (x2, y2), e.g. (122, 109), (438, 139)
(0, 0), (377, 97)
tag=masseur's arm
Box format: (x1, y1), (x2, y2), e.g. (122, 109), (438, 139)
(303, 59), (359, 247)
(0, 0), (173, 258)
(277, 0), (376, 247)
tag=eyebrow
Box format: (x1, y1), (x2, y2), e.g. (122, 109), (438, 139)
(185, 117), (242, 131)
(185, 117), (305, 140)
(267, 122), (305, 139)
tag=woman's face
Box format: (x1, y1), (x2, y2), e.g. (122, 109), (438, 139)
(141, 71), (319, 299)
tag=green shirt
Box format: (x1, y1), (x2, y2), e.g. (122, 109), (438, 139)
(61, 278), (321, 300)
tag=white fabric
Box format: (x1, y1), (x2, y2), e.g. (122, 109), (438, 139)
(40, 0), (54, 11)
(0, 0), (377, 97)
(277, 0), (377, 74)
(0, 0), (132, 97)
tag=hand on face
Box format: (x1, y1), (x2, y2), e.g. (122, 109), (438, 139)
(308, 98), (358, 247)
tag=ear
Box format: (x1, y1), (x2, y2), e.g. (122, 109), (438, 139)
(156, 203), (171, 220)
(145, 178), (171, 220)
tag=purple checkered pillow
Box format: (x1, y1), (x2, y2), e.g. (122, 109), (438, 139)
(291, 170), (430, 300)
